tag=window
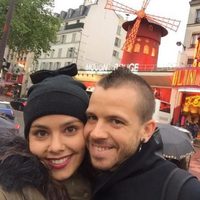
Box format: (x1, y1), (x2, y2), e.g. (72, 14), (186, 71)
(114, 37), (121, 47)
(153, 99), (172, 123)
(58, 48), (62, 58)
(65, 62), (72, 66)
(57, 35), (60, 43)
(50, 50), (55, 58)
(191, 33), (200, 47)
(71, 33), (76, 42)
(143, 45), (149, 54)
(61, 35), (66, 43)
(67, 9), (74, 18)
(67, 47), (75, 58)
(159, 101), (171, 113)
(113, 50), (119, 58)
(117, 26), (121, 35)
(64, 22), (68, 29)
(40, 62), (46, 70)
(134, 43), (141, 53)
(54, 62), (61, 69)
(44, 62), (49, 69)
(187, 58), (194, 65)
(40, 62), (43, 69)
(195, 9), (200, 23)
(49, 62), (53, 70)
(151, 48), (156, 57)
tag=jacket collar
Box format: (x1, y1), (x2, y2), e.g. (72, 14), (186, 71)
(93, 135), (163, 195)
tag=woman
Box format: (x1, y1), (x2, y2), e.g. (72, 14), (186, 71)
(0, 64), (91, 200)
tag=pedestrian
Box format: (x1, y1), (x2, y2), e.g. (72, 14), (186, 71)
(185, 115), (199, 139)
(0, 64), (92, 200)
(84, 67), (200, 200)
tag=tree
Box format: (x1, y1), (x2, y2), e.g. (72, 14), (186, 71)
(0, 0), (60, 59)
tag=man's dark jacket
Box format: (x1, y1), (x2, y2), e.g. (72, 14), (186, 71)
(92, 135), (200, 200)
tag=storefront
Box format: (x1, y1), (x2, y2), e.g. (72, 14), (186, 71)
(0, 72), (24, 98)
(172, 68), (200, 138)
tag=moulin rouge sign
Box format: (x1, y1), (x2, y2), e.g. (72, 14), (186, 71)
(172, 68), (200, 87)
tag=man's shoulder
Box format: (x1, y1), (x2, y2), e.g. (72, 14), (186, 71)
(161, 167), (199, 200)
(179, 175), (200, 200)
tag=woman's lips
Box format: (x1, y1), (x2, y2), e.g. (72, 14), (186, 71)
(47, 156), (72, 170)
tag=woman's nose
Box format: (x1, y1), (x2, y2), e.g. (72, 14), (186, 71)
(48, 134), (65, 153)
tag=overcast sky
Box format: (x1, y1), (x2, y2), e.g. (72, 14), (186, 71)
(53, 0), (191, 67)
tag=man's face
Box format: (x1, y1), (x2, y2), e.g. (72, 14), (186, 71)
(84, 85), (155, 171)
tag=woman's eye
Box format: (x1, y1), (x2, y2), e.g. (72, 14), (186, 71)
(33, 130), (48, 138)
(64, 126), (77, 134)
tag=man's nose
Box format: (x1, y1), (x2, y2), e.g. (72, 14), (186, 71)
(89, 120), (108, 139)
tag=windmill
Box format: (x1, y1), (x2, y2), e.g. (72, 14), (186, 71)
(105, 0), (181, 69)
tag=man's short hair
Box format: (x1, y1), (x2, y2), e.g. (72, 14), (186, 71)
(97, 67), (155, 123)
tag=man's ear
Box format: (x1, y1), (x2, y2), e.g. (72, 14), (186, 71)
(142, 119), (156, 143)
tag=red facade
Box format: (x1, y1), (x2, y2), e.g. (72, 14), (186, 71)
(4, 72), (24, 84)
(121, 18), (168, 70)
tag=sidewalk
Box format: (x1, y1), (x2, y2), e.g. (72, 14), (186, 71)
(0, 95), (13, 102)
(189, 145), (200, 180)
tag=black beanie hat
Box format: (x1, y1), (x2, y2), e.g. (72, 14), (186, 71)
(23, 69), (89, 139)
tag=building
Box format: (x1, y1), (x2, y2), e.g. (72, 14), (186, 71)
(178, 0), (200, 66)
(120, 18), (168, 70)
(35, 0), (126, 72)
(2, 47), (34, 97)
(172, 0), (200, 138)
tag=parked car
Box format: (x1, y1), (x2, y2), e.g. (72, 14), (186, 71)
(0, 115), (20, 134)
(10, 98), (27, 111)
(14, 97), (27, 105)
(0, 101), (15, 120)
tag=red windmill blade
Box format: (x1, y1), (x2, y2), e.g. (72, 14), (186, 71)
(105, 0), (181, 53)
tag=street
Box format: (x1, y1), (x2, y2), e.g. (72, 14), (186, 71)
(0, 95), (24, 136)
(14, 109), (24, 136)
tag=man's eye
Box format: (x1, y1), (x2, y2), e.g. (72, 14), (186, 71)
(111, 119), (123, 126)
(112, 119), (122, 124)
(87, 115), (97, 121)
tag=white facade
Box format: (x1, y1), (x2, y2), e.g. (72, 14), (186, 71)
(35, 0), (126, 72)
(178, 0), (200, 66)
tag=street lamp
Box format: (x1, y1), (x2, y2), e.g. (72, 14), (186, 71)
(176, 41), (186, 51)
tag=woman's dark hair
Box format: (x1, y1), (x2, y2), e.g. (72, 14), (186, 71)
(0, 130), (70, 200)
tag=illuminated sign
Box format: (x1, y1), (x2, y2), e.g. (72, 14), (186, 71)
(193, 37), (200, 67)
(183, 95), (200, 114)
(172, 68), (200, 86)
(85, 63), (139, 72)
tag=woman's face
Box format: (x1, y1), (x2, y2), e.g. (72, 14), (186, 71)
(29, 115), (85, 181)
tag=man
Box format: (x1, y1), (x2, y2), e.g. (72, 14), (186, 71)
(84, 67), (200, 200)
